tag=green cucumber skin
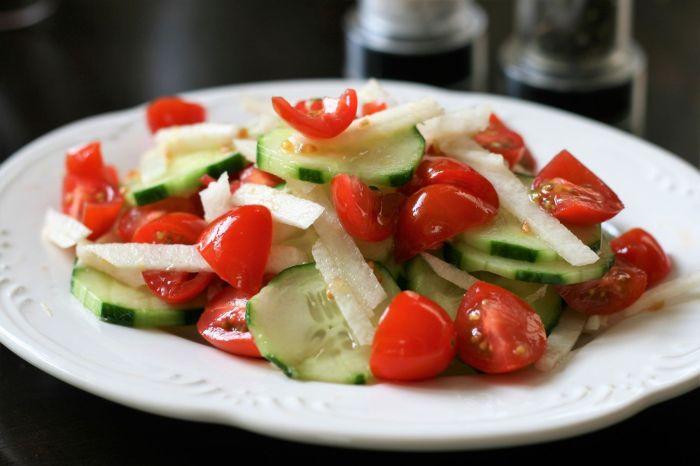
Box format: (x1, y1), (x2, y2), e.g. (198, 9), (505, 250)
(71, 267), (203, 327)
(256, 127), (424, 188)
(404, 256), (464, 320)
(129, 152), (246, 206)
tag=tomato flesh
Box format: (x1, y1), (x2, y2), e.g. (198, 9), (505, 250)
(401, 156), (499, 209)
(533, 149), (623, 225)
(395, 184), (497, 262)
(197, 286), (262, 358)
(271, 89), (358, 139)
(361, 100), (387, 116)
(331, 174), (403, 242)
(610, 228), (671, 288)
(132, 213), (214, 304)
(239, 166), (285, 187)
(197, 205), (272, 294)
(146, 96), (206, 133)
(455, 281), (546, 374)
(65, 142), (104, 178)
(370, 291), (456, 381)
(474, 114), (529, 168)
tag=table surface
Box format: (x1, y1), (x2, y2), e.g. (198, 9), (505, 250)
(1, 1), (699, 463)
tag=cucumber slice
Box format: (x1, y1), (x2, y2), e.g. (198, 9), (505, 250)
(71, 266), (204, 327)
(404, 255), (464, 320)
(247, 263), (400, 384)
(472, 272), (563, 334)
(459, 210), (601, 263)
(126, 150), (246, 205)
(444, 238), (614, 285)
(257, 127), (425, 187)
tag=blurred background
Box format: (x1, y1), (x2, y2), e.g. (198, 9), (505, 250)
(1, 1), (699, 464)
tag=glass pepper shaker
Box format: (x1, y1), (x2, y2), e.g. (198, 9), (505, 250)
(500, 0), (646, 135)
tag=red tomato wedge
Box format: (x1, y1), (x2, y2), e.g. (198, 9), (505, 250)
(558, 262), (647, 315)
(271, 88), (358, 139)
(370, 291), (456, 381)
(197, 205), (272, 294)
(146, 96), (206, 133)
(611, 228), (671, 287)
(132, 213), (214, 304)
(532, 149), (624, 225)
(455, 281), (546, 374)
(239, 166), (285, 187)
(361, 100), (387, 116)
(331, 174), (403, 242)
(394, 184), (497, 262)
(197, 287), (262, 358)
(474, 114), (530, 169)
(401, 156), (500, 209)
(116, 196), (201, 242)
(65, 142), (104, 178)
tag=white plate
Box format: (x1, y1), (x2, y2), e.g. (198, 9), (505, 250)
(1, 80), (699, 451)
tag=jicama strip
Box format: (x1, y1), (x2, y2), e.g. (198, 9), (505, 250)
(418, 105), (491, 147)
(443, 140), (600, 266)
(199, 172), (233, 222)
(244, 113), (279, 137)
(305, 188), (387, 310)
(358, 78), (396, 107)
(535, 310), (587, 372)
(233, 138), (257, 163)
(420, 252), (477, 290)
(154, 122), (237, 155)
(139, 145), (168, 183)
(240, 94), (276, 116)
(312, 240), (375, 345)
(43, 209), (92, 248)
(231, 183), (324, 229)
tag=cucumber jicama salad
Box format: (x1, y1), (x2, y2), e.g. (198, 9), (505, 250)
(43, 80), (700, 384)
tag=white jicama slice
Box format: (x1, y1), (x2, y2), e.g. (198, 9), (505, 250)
(231, 183), (324, 229)
(139, 145), (168, 183)
(307, 189), (387, 310)
(240, 94), (276, 116)
(154, 123), (237, 155)
(77, 243), (210, 272)
(43, 209), (92, 248)
(265, 245), (309, 274)
(244, 113), (279, 137)
(312, 240), (375, 345)
(418, 105), (491, 146)
(535, 310), (587, 372)
(443, 140), (600, 266)
(199, 172), (233, 223)
(420, 252), (477, 290)
(358, 78), (396, 107)
(233, 138), (257, 163)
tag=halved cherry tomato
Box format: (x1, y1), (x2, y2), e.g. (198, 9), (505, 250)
(330, 174), (403, 242)
(474, 114), (530, 168)
(532, 149), (624, 225)
(271, 89), (358, 139)
(132, 213), (214, 304)
(116, 196), (201, 242)
(65, 142), (104, 178)
(401, 156), (499, 209)
(362, 100), (387, 116)
(239, 166), (285, 187)
(197, 287), (261, 358)
(611, 228), (671, 287)
(197, 205), (272, 294)
(455, 281), (546, 374)
(394, 184), (497, 262)
(370, 291), (456, 381)
(146, 96), (206, 133)
(558, 262), (647, 315)
(294, 98), (324, 114)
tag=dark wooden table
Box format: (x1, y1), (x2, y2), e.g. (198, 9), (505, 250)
(1, 1), (698, 464)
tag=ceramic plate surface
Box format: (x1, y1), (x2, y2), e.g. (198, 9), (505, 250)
(1, 80), (699, 451)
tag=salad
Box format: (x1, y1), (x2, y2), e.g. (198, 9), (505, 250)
(43, 80), (700, 385)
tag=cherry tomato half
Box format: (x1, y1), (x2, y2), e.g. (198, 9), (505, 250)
(197, 286), (262, 358)
(610, 228), (671, 288)
(394, 184), (497, 262)
(65, 142), (104, 178)
(474, 114), (530, 169)
(271, 88), (358, 139)
(197, 205), (272, 294)
(401, 156), (499, 209)
(146, 96), (206, 133)
(116, 196), (201, 242)
(558, 262), (648, 315)
(370, 291), (456, 381)
(331, 174), (403, 242)
(532, 149), (624, 225)
(132, 213), (214, 304)
(455, 281), (546, 374)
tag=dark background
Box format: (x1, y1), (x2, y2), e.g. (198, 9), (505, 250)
(1, 1), (699, 464)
